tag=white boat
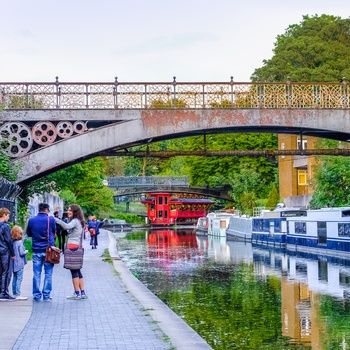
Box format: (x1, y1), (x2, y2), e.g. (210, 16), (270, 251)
(196, 211), (235, 237)
(195, 216), (208, 234)
(286, 207), (350, 257)
(226, 213), (253, 241)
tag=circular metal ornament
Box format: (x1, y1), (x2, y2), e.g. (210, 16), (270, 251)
(32, 122), (57, 146)
(0, 122), (33, 158)
(56, 121), (73, 139)
(73, 121), (87, 134)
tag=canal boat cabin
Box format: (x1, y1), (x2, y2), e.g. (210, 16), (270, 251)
(286, 207), (350, 256)
(141, 192), (215, 226)
(252, 208), (307, 247)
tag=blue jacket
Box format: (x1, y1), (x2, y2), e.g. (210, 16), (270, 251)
(26, 213), (56, 253)
(88, 219), (104, 235)
(0, 222), (15, 257)
(12, 239), (28, 272)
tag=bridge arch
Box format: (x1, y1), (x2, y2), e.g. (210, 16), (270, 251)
(11, 108), (350, 186)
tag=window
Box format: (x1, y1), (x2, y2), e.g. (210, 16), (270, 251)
(297, 138), (308, 150)
(158, 197), (163, 205)
(317, 222), (327, 245)
(164, 197), (168, 205)
(158, 210), (163, 218)
(164, 211), (168, 219)
(298, 170), (307, 185)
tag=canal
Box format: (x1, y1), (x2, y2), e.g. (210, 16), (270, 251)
(115, 228), (350, 350)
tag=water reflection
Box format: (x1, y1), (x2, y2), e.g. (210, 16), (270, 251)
(116, 229), (350, 350)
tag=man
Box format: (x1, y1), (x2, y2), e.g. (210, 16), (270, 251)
(0, 207), (16, 301)
(26, 203), (56, 301)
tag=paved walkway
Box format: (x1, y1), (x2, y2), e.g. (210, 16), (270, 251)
(0, 229), (212, 350)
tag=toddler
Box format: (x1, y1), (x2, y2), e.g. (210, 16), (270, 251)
(11, 226), (28, 300)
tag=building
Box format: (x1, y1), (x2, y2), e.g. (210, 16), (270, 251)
(278, 135), (317, 207)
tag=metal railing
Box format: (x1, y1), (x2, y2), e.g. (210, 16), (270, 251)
(0, 77), (349, 109)
(107, 176), (189, 188)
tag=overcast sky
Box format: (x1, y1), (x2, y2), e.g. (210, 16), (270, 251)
(1, 0), (349, 83)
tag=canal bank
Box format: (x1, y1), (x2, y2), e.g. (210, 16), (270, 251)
(0, 229), (211, 350)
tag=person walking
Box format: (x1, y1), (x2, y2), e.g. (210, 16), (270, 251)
(0, 207), (16, 301)
(54, 204), (88, 300)
(26, 203), (56, 302)
(11, 225), (28, 300)
(88, 216), (106, 249)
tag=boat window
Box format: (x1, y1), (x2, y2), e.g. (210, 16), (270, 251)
(158, 197), (163, 205)
(342, 210), (350, 217)
(164, 210), (168, 219)
(158, 210), (163, 218)
(317, 222), (327, 245)
(164, 197), (168, 205)
(295, 222), (306, 234)
(338, 223), (350, 237)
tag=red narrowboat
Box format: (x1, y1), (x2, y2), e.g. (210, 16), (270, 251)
(141, 192), (215, 226)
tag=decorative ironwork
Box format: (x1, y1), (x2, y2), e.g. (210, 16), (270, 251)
(107, 176), (189, 188)
(0, 122), (33, 157)
(0, 78), (348, 109)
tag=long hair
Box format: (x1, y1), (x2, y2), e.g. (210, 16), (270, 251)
(69, 204), (85, 228)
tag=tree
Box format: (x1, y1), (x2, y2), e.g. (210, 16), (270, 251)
(27, 158), (115, 216)
(251, 14), (350, 82)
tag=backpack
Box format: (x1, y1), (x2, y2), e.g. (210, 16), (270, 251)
(89, 227), (96, 236)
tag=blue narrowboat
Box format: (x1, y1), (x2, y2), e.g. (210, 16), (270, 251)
(287, 207), (350, 256)
(252, 208), (307, 247)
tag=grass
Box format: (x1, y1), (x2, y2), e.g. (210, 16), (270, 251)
(102, 249), (113, 264)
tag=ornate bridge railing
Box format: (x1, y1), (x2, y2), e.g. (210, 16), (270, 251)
(107, 176), (189, 189)
(0, 77), (349, 109)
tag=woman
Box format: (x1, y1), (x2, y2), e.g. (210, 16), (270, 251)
(54, 204), (87, 300)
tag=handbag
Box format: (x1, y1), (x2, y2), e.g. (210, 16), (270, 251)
(45, 216), (61, 264)
(63, 227), (84, 270)
(46, 245), (61, 264)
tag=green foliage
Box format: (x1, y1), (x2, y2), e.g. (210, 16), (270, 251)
(251, 14), (350, 82)
(24, 238), (32, 261)
(0, 153), (20, 181)
(109, 212), (144, 224)
(309, 156), (350, 208)
(27, 157), (115, 217)
(150, 98), (187, 108)
(58, 189), (77, 209)
(265, 185), (280, 208)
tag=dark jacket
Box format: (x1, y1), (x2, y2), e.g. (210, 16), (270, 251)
(26, 213), (56, 253)
(0, 222), (15, 257)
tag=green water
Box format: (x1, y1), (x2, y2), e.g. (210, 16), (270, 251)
(116, 229), (350, 350)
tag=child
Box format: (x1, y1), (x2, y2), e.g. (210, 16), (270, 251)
(11, 226), (28, 300)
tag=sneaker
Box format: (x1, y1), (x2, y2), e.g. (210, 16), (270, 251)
(81, 293), (88, 300)
(43, 297), (53, 302)
(0, 295), (16, 302)
(66, 293), (81, 300)
(16, 296), (28, 301)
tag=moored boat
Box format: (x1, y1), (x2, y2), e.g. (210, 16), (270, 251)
(252, 208), (307, 247)
(286, 207), (350, 257)
(226, 212), (253, 241)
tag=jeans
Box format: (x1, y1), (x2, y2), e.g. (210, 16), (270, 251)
(0, 252), (13, 297)
(12, 268), (24, 296)
(32, 252), (54, 300)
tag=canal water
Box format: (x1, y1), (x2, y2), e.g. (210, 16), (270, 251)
(115, 228), (350, 350)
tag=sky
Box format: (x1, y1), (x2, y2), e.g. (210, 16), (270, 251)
(1, 0), (350, 83)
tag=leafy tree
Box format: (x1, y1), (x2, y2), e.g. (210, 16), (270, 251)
(251, 14), (350, 82)
(309, 156), (350, 208)
(0, 153), (20, 181)
(265, 185), (280, 208)
(27, 158), (115, 216)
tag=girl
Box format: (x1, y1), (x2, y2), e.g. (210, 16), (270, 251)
(55, 204), (88, 300)
(11, 225), (28, 300)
